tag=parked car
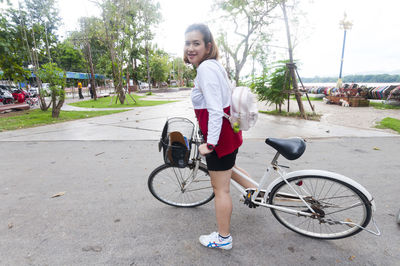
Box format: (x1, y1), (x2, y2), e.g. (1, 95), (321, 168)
(138, 81), (149, 90)
(0, 87), (14, 104)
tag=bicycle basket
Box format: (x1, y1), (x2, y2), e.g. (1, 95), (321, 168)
(159, 117), (195, 168)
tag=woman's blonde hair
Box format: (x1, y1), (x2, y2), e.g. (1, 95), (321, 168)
(183, 23), (219, 65)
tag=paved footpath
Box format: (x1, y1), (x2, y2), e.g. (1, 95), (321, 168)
(1, 90), (399, 265)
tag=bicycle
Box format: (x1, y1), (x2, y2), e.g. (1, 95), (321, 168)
(148, 117), (381, 240)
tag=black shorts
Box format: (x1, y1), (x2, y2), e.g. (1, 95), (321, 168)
(205, 149), (238, 171)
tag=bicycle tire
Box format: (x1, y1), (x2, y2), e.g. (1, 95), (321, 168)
(269, 175), (372, 239)
(148, 163), (214, 208)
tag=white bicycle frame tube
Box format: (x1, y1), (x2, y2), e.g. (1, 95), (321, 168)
(231, 166), (317, 217)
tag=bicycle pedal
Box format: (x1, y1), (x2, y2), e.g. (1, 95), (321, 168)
(243, 191), (251, 204)
(243, 189), (258, 208)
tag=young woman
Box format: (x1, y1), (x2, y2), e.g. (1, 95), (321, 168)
(184, 23), (254, 250)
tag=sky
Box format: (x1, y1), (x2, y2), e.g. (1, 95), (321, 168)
(2, 0), (400, 78)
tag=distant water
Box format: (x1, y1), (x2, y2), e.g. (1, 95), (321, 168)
(302, 82), (399, 87)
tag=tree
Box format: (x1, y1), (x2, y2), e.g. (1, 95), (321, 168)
(23, 0), (60, 63)
(0, 12), (30, 83)
(150, 53), (168, 87)
(75, 16), (111, 100)
(169, 57), (187, 85)
(215, 0), (280, 84)
(52, 40), (86, 72)
(37, 62), (66, 118)
(74, 17), (110, 76)
(96, 0), (160, 103)
(182, 64), (196, 87)
(251, 61), (289, 112)
(137, 0), (161, 93)
(5, 0), (61, 110)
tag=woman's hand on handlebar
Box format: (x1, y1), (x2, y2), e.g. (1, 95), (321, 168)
(198, 143), (213, 156)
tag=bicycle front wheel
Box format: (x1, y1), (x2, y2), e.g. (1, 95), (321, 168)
(148, 163), (214, 208)
(269, 175), (372, 239)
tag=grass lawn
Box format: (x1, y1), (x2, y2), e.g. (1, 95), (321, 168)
(259, 110), (322, 121)
(290, 96), (323, 101)
(304, 96), (324, 101)
(0, 109), (128, 132)
(370, 102), (400, 110)
(69, 94), (174, 108)
(376, 117), (400, 133)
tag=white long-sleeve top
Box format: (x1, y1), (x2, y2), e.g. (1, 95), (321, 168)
(191, 59), (231, 145)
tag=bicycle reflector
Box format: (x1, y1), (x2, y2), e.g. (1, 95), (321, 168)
(296, 180), (303, 186)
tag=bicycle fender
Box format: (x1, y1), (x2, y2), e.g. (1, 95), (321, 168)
(265, 169), (376, 212)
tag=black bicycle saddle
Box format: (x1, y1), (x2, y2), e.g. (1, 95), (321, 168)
(265, 137), (306, 160)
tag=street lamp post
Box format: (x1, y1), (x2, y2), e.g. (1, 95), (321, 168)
(337, 13), (353, 88)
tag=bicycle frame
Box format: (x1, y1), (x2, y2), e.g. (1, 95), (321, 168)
(192, 134), (379, 235)
(230, 155), (380, 236)
(190, 129), (377, 215)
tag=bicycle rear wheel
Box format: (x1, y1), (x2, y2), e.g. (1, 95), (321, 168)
(148, 163), (214, 207)
(269, 175), (372, 239)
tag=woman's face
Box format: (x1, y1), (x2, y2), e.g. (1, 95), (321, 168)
(184, 30), (211, 67)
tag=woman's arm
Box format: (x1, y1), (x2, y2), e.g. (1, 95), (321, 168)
(197, 63), (224, 146)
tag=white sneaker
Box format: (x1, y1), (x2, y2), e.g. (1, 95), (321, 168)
(199, 232), (232, 250)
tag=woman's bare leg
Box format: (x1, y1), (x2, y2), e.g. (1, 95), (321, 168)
(231, 165), (254, 189)
(209, 169), (232, 236)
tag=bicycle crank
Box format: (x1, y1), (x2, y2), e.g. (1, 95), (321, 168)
(243, 189), (266, 209)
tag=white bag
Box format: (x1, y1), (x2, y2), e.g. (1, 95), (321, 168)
(226, 86), (258, 132)
(212, 61), (258, 132)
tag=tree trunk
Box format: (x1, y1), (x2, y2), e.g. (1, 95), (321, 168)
(87, 42), (97, 100)
(52, 99), (64, 118)
(102, 10), (125, 104)
(30, 26), (49, 111)
(281, 1), (306, 119)
(51, 88), (65, 118)
(235, 65), (240, 86)
(145, 43), (151, 93)
(44, 22), (52, 63)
